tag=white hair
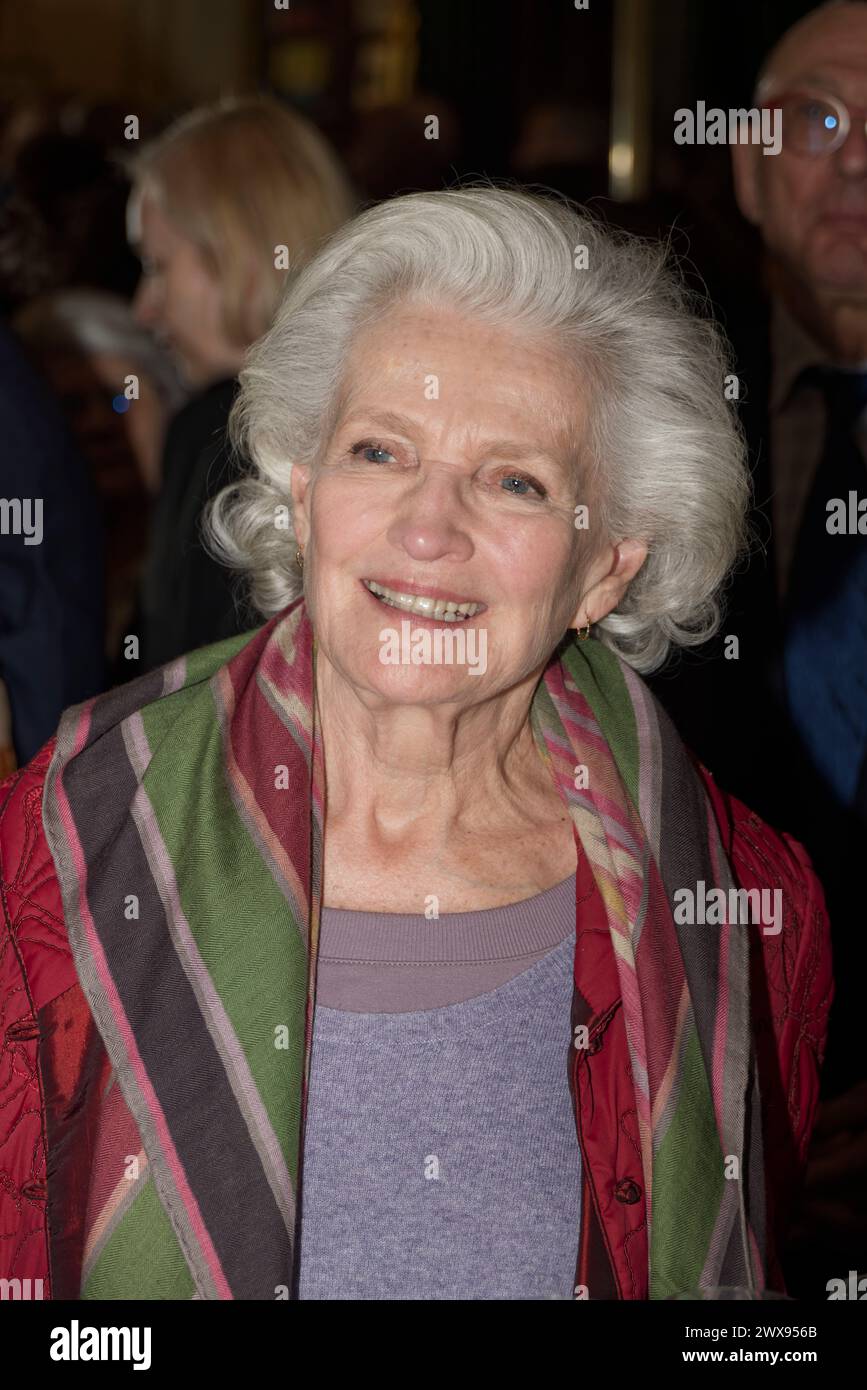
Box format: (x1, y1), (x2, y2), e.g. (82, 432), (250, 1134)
(14, 289), (187, 411)
(206, 183), (751, 673)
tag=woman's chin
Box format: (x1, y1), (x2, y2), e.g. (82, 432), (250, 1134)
(358, 662), (489, 703)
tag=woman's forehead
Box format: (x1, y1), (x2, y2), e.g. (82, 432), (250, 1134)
(335, 305), (585, 438)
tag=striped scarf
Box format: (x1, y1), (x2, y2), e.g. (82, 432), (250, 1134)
(42, 596), (766, 1299)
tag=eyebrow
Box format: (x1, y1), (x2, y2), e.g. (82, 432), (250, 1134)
(337, 409), (571, 466)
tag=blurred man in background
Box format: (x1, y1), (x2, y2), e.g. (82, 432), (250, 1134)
(728, 0), (867, 1296)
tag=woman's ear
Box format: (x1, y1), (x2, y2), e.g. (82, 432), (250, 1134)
(570, 539), (648, 629)
(290, 464), (312, 547)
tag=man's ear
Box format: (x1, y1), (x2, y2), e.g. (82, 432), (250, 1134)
(731, 140), (762, 226)
(290, 464), (312, 547)
(570, 539), (648, 629)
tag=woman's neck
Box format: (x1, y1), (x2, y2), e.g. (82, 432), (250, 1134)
(314, 651), (551, 839)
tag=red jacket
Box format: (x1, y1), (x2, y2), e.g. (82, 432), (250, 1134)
(0, 736), (833, 1299)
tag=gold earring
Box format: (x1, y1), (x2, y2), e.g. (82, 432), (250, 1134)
(576, 622), (591, 641)
(295, 548), (304, 571)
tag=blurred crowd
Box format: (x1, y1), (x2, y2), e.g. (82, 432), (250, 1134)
(0, 91), (356, 753)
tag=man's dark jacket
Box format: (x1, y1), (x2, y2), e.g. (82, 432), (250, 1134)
(647, 299), (863, 1099)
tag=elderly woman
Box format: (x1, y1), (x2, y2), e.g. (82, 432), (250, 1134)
(0, 187), (831, 1302)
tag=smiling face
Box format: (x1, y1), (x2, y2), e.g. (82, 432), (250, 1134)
(733, 4), (867, 304)
(290, 301), (644, 709)
(130, 188), (245, 389)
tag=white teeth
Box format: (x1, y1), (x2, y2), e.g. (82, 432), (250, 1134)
(364, 579), (482, 620)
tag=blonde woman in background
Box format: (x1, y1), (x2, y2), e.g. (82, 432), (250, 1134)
(126, 96), (356, 671)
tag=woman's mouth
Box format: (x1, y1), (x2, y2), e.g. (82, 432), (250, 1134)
(361, 578), (485, 622)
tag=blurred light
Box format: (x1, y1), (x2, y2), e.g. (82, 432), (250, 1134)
(609, 0), (650, 201)
(610, 142), (634, 182)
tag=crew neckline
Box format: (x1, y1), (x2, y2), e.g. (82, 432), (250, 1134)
(311, 931), (576, 1042)
(318, 871), (576, 967)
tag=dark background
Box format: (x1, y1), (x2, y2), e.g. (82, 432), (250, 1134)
(0, 0), (823, 281)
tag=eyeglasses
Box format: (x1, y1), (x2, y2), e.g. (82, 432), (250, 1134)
(763, 90), (867, 157)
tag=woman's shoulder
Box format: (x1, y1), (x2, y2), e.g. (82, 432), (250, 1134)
(0, 736), (77, 1009)
(1, 735), (56, 852)
(0, 735), (79, 1291)
(0, 735), (56, 868)
(694, 756), (834, 1159)
(694, 755), (829, 909)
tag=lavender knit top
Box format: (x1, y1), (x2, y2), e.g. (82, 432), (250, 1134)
(298, 873), (582, 1300)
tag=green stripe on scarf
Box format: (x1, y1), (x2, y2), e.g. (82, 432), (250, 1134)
(559, 638), (641, 800)
(83, 1177), (195, 1300)
(137, 689), (308, 1178)
(650, 1031), (726, 1298)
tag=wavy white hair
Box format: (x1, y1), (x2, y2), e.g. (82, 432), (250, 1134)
(205, 183), (751, 673)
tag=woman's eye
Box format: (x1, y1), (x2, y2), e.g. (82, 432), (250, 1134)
(499, 473), (547, 499)
(349, 441), (397, 464)
(343, 446), (546, 496)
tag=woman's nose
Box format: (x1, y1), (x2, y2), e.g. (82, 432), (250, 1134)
(384, 462), (476, 563)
